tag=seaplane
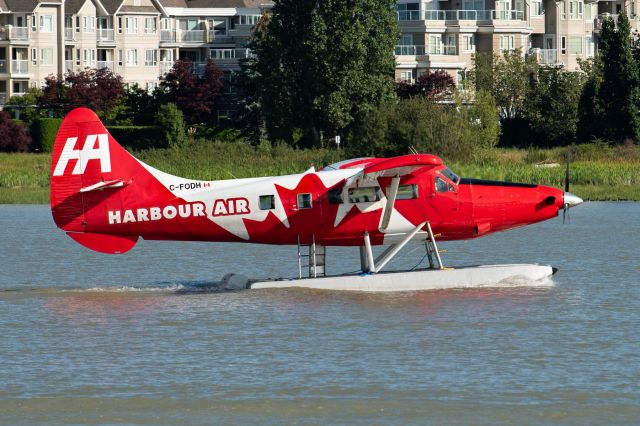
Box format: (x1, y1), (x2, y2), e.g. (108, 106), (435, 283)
(50, 107), (583, 291)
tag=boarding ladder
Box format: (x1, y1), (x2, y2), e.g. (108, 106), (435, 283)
(297, 235), (326, 278)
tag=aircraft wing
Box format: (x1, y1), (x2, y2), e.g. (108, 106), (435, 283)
(345, 154), (442, 186)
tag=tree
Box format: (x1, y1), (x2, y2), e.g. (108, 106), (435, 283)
(160, 59), (224, 125)
(0, 111), (31, 152)
(598, 13), (640, 142)
(38, 68), (125, 118)
(396, 70), (456, 101)
(525, 66), (586, 147)
(4, 87), (42, 123)
(251, 0), (398, 146)
(156, 103), (187, 148)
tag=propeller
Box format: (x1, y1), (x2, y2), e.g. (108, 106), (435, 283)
(562, 146), (583, 223)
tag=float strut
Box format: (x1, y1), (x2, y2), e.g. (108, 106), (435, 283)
(363, 231), (375, 273)
(373, 221), (427, 273)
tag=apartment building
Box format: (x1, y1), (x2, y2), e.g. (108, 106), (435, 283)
(395, 0), (640, 84)
(0, 0), (269, 104)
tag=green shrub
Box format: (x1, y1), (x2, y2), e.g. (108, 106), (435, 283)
(107, 126), (163, 150)
(156, 103), (187, 148)
(30, 118), (62, 152)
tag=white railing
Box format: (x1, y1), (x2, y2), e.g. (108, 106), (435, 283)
(160, 29), (175, 42)
(394, 45), (425, 55)
(65, 28), (74, 41)
(12, 60), (28, 73)
(596, 13), (618, 29)
(10, 26), (29, 41)
(96, 60), (114, 70)
(97, 28), (115, 41)
(65, 60), (73, 71)
(0, 93), (6, 104)
(208, 31), (233, 43)
(0, 59), (6, 73)
(398, 9), (524, 21)
(430, 45), (458, 55)
(159, 61), (174, 75)
(539, 49), (558, 64)
(181, 30), (205, 42)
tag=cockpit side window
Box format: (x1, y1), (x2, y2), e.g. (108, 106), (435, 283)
(435, 176), (448, 193)
(440, 167), (460, 185)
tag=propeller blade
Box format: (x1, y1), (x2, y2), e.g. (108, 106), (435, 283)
(565, 149), (570, 193)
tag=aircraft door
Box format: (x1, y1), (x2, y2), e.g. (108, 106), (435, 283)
(429, 173), (461, 230)
(290, 188), (323, 243)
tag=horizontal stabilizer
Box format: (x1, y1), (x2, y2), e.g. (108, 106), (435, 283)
(67, 232), (138, 254)
(80, 179), (130, 193)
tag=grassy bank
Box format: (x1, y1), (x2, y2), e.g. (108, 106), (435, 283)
(1, 142), (639, 204)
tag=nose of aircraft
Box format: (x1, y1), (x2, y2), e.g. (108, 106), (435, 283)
(563, 192), (583, 208)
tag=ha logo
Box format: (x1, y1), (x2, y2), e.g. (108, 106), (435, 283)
(53, 134), (111, 176)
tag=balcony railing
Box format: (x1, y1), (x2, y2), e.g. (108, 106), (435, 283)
(207, 31), (233, 43)
(96, 60), (114, 70)
(394, 45), (425, 55)
(429, 45), (458, 55)
(65, 28), (74, 41)
(528, 48), (559, 65)
(210, 48), (252, 61)
(0, 93), (6, 104)
(160, 29), (175, 42)
(398, 9), (524, 21)
(12, 60), (28, 74)
(65, 60), (73, 71)
(0, 26), (30, 41)
(97, 28), (115, 42)
(159, 61), (173, 74)
(596, 13), (618, 30)
(0, 59), (6, 73)
(181, 30), (205, 42)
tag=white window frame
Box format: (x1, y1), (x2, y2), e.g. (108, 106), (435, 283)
(145, 49), (157, 66)
(462, 34), (475, 52)
(31, 48), (37, 65)
(126, 48), (138, 66)
(75, 48), (81, 65)
(144, 17), (156, 34)
(500, 35), (515, 52)
(83, 16), (95, 32)
(118, 49), (123, 66)
(41, 47), (53, 65)
(40, 15), (53, 32)
(126, 17), (138, 34)
(31, 15), (37, 32)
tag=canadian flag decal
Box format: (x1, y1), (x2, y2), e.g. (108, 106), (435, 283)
(53, 134), (111, 176)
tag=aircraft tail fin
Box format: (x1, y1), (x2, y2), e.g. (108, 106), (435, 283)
(50, 107), (172, 254)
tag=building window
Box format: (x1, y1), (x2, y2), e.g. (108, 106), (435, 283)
(118, 49), (123, 66)
(238, 15), (261, 25)
(259, 195), (275, 210)
(31, 48), (37, 65)
(76, 16), (80, 32)
(395, 184), (419, 200)
(561, 36), (567, 54)
(145, 49), (157, 66)
(561, 0), (567, 19)
(145, 17), (156, 33)
(568, 36), (583, 54)
(83, 16), (95, 32)
(75, 48), (81, 65)
(210, 18), (227, 35)
(462, 35), (475, 52)
(40, 15), (53, 32)
(500, 35), (515, 52)
(297, 193), (312, 209)
(118, 17), (123, 33)
(126, 49), (138, 65)
(532, 0), (544, 16)
(399, 70), (413, 83)
(429, 35), (442, 54)
(126, 17), (138, 34)
(210, 49), (235, 59)
(31, 15), (36, 32)
(41, 48), (53, 65)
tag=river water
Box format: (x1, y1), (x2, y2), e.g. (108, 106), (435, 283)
(0, 203), (638, 425)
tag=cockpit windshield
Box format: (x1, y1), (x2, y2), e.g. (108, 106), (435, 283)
(440, 167), (460, 185)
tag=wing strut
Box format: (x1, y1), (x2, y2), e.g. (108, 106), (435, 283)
(380, 175), (400, 231)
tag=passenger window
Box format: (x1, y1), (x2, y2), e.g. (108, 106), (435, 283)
(259, 195), (275, 210)
(328, 187), (344, 204)
(394, 184), (418, 200)
(435, 176), (448, 193)
(297, 193), (312, 209)
(348, 187), (381, 203)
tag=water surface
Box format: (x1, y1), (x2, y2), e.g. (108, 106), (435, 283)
(0, 203), (638, 425)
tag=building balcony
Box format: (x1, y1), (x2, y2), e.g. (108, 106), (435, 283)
(0, 92), (6, 104)
(65, 28), (74, 41)
(398, 9), (524, 22)
(210, 48), (251, 61)
(160, 29), (206, 43)
(97, 29), (115, 42)
(65, 60), (73, 71)
(11, 59), (28, 74)
(159, 60), (174, 75)
(96, 60), (114, 70)
(0, 26), (29, 42)
(208, 31), (233, 43)
(595, 13), (618, 30)
(395, 45), (425, 56)
(0, 59), (6, 73)
(528, 48), (561, 65)
(429, 45), (458, 56)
